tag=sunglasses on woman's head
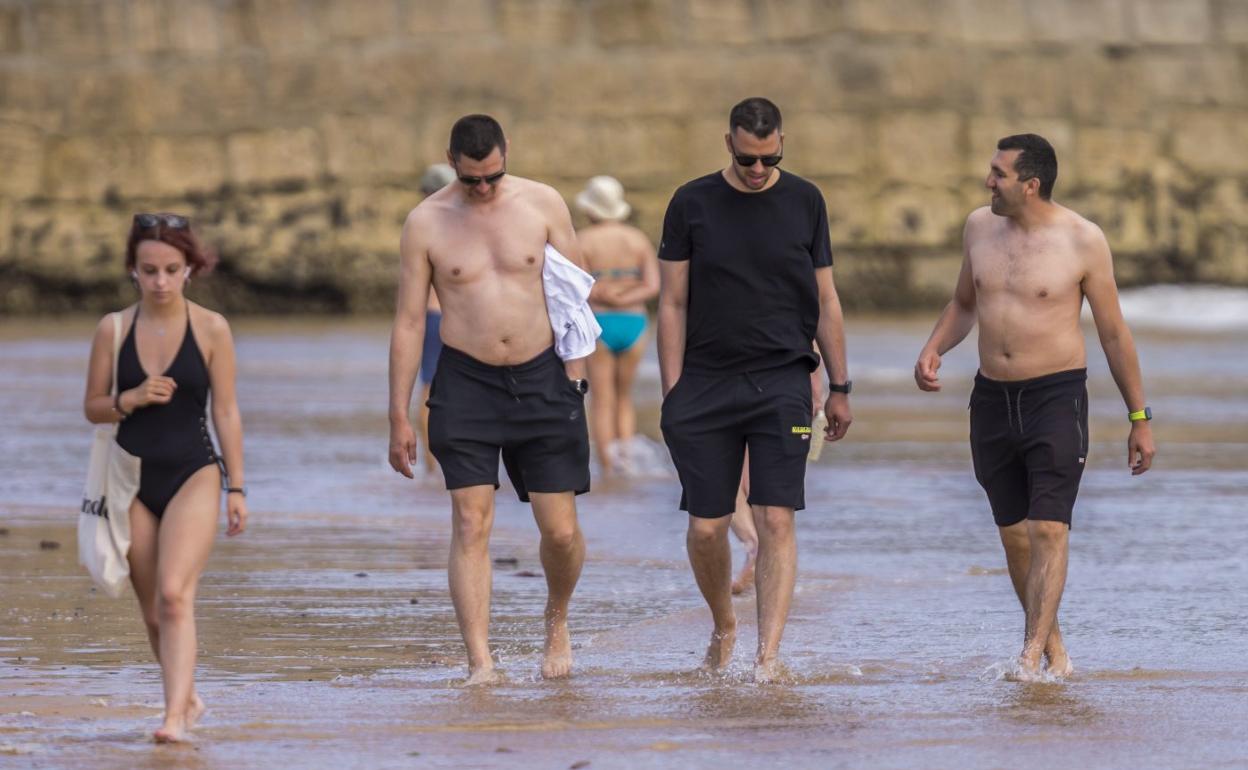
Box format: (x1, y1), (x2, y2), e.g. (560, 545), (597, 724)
(134, 213), (189, 229)
(457, 169), (507, 187)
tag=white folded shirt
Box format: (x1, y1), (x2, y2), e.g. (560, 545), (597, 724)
(542, 243), (602, 361)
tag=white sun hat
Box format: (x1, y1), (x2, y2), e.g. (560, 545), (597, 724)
(575, 175), (632, 221)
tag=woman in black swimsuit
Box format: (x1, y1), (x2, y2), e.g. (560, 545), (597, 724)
(82, 213), (248, 743)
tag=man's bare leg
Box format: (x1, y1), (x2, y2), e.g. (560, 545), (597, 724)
(999, 522), (1073, 677)
(753, 505), (797, 683)
(449, 485), (501, 685)
(530, 491), (585, 679)
(686, 515), (736, 670)
(729, 487), (757, 595)
(730, 454), (756, 594)
(1016, 520), (1071, 680)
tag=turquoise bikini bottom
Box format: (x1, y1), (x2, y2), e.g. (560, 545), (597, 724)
(595, 311), (647, 354)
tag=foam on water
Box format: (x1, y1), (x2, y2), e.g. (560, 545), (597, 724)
(1084, 284), (1248, 333)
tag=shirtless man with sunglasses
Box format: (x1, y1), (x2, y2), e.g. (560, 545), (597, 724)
(388, 114), (591, 685)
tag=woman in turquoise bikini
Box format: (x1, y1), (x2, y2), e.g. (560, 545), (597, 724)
(575, 176), (660, 477)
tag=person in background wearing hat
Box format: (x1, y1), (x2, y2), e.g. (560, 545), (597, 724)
(575, 176), (660, 478)
(415, 163), (457, 474)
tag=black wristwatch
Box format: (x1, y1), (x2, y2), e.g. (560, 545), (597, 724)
(571, 378), (589, 395)
(827, 380), (853, 394)
(226, 486), (248, 497)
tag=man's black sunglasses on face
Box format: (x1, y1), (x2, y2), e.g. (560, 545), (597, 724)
(729, 139), (783, 168)
(457, 169), (506, 187)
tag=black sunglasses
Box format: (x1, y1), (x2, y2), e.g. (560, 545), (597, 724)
(134, 213), (189, 229)
(456, 169), (506, 187)
(729, 139), (783, 168)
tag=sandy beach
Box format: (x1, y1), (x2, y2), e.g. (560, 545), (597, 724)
(3, 311), (1247, 769)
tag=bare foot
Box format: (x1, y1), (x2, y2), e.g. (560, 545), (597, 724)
(702, 624), (736, 671)
(153, 714), (190, 744)
(753, 658), (784, 684)
(541, 619), (573, 679)
(185, 694), (206, 729)
(1012, 653), (1045, 683)
(463, 665), (504, 687)
(1045, 647), (1074, 678)
(731, 554), (756, 596)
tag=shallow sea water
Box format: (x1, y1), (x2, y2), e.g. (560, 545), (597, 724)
(1, 304), (1246, 769)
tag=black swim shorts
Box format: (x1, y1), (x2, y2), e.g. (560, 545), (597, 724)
(427, 345), (590, 501)
(660, 361), (813, 518)
(969, 368), (1089, 528)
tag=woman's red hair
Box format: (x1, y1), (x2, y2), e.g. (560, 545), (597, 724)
(125, 213), (218, 276)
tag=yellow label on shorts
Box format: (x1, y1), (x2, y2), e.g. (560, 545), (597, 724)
(791, 426), (812, 434)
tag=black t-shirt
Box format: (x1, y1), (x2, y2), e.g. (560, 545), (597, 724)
(658, 170), (833, 376)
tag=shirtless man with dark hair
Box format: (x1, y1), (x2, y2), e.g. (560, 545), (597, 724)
(915, 133), (1156, 681)
(388, 114), (591, 684)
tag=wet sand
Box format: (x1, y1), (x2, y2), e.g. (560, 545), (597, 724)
(2, 313), (1247, 768)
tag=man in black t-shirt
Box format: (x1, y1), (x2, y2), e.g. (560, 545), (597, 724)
(657, 97), (852, 682)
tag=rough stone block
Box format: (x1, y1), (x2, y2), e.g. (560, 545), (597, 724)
(306, 0), (398, 42)
(266, 55), (369, 118)
(878, 111), (964, 186)
(1073, 127), (1161, 187)
(682, 115), (735, 177)
(937, 0), (1028, 45)
(1142, 51), (1245, 107)
(172, 57), (269, 131)
(1022, 0), (1132, 43)
(7, 204), (120, 276)
(165, 1), (225, 54)
(227, 128), (324, 187)
(322, 114), (420, 181)
(0, 122), (44, 199)
(400, 0), (495, 37)
(976, 51), (1074, 117)
(44, 135), (151, 201)
(148, 135), (227, 195)
(1172, 111), (1248, 174)
(1130, 0), (1212, 44)
(1212, 0), (1248, 42)
(877, 185), (964, 247)
(787, 113), (870, 177)
(498, 0), (578, 45)
(755, 0), (845, 41)
(911, 251), (967, 298)
(686, 0), (754, 44)
(429, 46), (547, 109)
(0, 5), (27, 54)
(873, 44), (977, 109)
(817, 180), (876, 246)
(124, 0), (170, 55)
(1064, 49), (1151, 123)
(245, 0), (318, 54)
(844, 0), (944, 35)
(31, 1), (107, 58)
(590, 0), (673, 46)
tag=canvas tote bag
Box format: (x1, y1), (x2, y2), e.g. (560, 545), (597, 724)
(78, 312), (141, 598)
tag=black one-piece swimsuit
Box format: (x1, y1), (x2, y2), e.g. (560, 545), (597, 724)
(116, 306), (219, 519)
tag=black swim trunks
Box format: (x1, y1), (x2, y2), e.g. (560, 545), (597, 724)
(969, 368), (1089, 528)
(426, 345), (590, 501)
(661, 361), (813, 518)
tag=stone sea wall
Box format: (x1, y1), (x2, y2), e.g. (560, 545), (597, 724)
(1, 0), (1246, 313)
